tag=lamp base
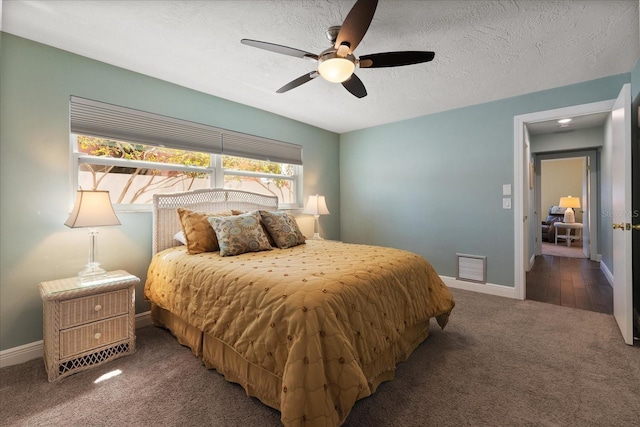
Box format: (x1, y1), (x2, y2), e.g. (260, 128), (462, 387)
(563, 208), (575, 223)
(78, 262), (107, 281)
(307, 215), (324, 240)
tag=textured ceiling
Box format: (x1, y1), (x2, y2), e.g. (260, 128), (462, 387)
(2, 0), (638, 133)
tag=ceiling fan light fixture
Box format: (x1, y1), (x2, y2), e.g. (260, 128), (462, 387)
(318, 51), (355, 83)
(241, 0), (434, 97)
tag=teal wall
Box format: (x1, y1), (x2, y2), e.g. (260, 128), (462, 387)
(340, 74), (629, 287)
(0, 33), (340, 350)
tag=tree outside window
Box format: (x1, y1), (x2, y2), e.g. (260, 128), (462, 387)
(75, 136), (298, 206)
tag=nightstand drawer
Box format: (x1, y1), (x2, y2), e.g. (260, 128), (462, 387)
(59, 315), (129, 359)
(60, 289), (129, 328)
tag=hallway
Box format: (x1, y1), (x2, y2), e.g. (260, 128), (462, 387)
(526, 255), (613, 314)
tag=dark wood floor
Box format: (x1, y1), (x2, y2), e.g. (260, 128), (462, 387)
(526, 255), (613, 314)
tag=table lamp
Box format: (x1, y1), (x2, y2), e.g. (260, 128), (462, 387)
(65, 190), (121, 279)
(302, 194), (330, 240)
(559, 196), (581, 223)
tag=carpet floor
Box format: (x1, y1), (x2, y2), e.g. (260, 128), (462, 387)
(1, 288), (638, 427)
(541, 241), (586, 258)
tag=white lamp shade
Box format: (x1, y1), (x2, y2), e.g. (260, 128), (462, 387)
(64, 190), (121, 228)
(559, 196), (581, 209)
(302, 194), (330, 216)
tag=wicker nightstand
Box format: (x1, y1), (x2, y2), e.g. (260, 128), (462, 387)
(39, 270), (139, 382)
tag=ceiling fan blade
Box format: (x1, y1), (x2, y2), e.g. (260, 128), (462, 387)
(241, 39), (318, 60)
(342, 74), (367, 98)
(334, 0), (378, 54)
(359, 51), (435, 68)
(276, 72), (318, 93)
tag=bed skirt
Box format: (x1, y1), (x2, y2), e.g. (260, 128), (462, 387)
(150, 303), (432, 419)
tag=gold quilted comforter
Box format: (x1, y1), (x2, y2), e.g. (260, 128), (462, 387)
(144, 240), (454, 426)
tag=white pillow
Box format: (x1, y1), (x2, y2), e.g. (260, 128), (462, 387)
(174, 231), (187, 245)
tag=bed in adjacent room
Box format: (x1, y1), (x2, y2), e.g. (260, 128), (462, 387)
(144, 189), (455, 426)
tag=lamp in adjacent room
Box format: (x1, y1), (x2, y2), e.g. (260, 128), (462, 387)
(559, 196), (581, 223)
(65, 190), (121, 280)
(302, 194), (330, 240)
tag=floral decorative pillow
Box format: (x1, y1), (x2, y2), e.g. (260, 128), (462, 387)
(176, 208), (234, 254)
(208, 212), (272, 256)
(232, 210), (277, 247)
(258, 210), (306, 249)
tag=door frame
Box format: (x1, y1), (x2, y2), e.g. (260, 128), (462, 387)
(534, 152), (597, 259)
(513, 99), (615, 300)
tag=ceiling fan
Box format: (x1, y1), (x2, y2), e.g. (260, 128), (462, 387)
(240, 0), (435, 98)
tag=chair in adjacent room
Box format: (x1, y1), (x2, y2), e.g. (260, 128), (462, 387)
(541, 206), (566, 242)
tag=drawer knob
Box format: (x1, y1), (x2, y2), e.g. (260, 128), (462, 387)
(94, 332), (102, 340)
(94, 304), (102, 312)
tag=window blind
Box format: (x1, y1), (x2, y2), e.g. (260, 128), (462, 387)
(222, 131), (303, 165)
(70, 96), (302, 165)
(70, 96), (224, 154)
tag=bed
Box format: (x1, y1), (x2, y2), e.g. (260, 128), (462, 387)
(144, 189), (455, 426)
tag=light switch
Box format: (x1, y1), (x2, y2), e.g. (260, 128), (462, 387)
(503, 184), (511, 196)
(503, 198), (511, 209)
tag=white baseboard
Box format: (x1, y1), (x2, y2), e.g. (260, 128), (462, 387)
(0, 340), (44, 369)
(135, 310), (153, 328)
(0, 311), (152, 369)
(600, 262), (614, 287)
(528, 254), (536, 271)
(440, 276), (517, 299)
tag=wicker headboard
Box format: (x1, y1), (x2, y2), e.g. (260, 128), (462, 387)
(152, 189), (279, 254)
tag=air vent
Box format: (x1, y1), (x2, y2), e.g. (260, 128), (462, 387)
(456, 254), (487, 283)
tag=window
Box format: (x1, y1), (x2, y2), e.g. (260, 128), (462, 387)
(69, 96), (303, 210)
(220, 155), (299, 206)
(71, 136), (301, 209)
(73, 135), (214, 208)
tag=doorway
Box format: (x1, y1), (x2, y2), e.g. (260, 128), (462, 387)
(513, 99), (615, 300)
(527, 145), (608, 313)
(539, 157), (588, 258)
(534, 151), (597, 260)
(514, 86), (635, 344)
